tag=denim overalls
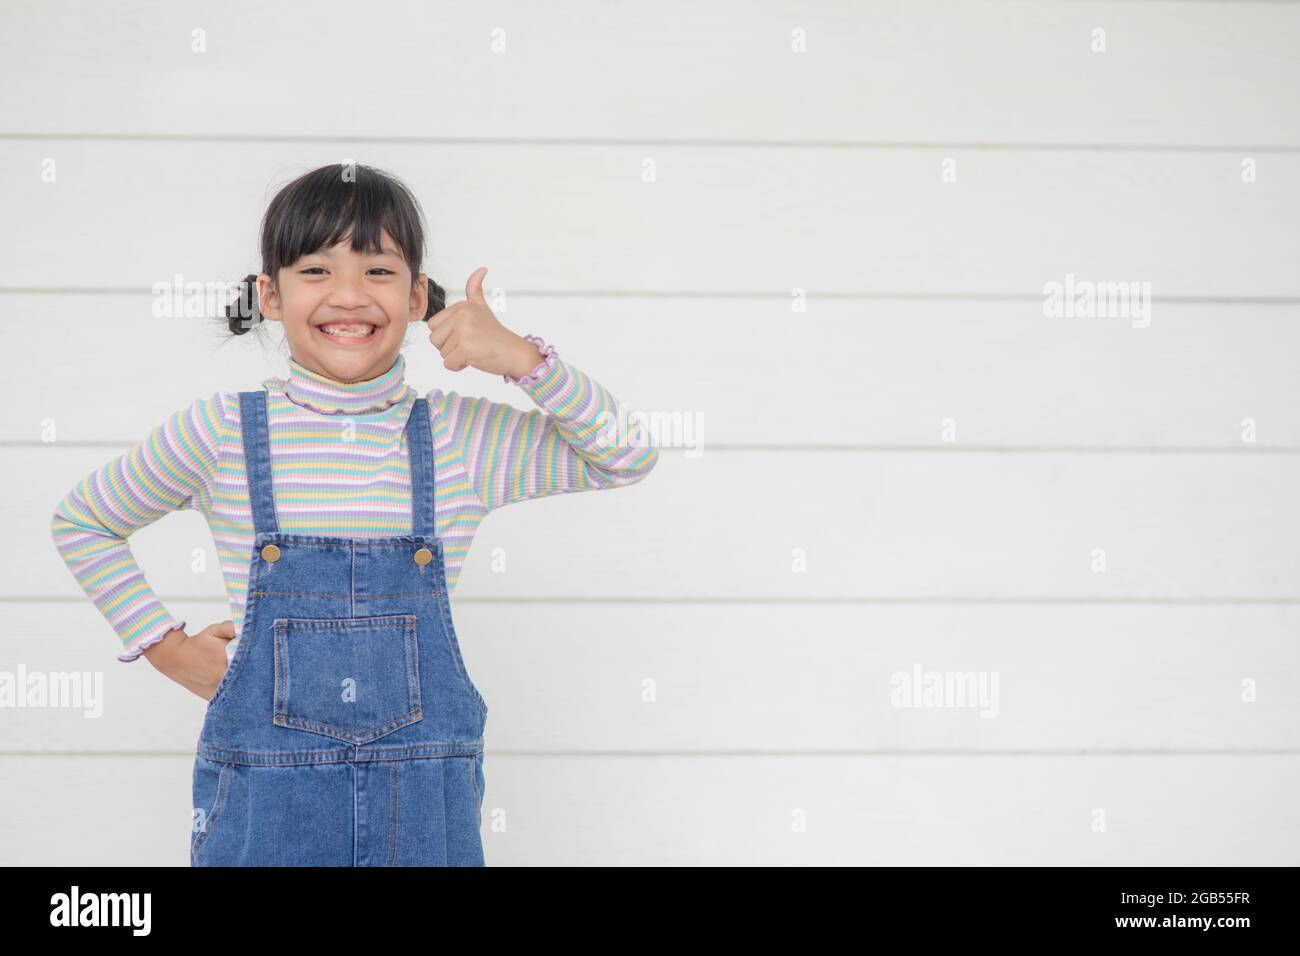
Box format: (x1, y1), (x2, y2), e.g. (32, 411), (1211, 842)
(190, 389), (489, 866)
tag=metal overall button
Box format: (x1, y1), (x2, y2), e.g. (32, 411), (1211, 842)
(261, 544), (281, 562)
(413, 547), (433, 566)
(272, 614), (423, 745)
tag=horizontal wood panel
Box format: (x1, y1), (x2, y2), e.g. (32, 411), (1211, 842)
(3, 600), (1298, 753)
(0, 0), (1295, 146)
(1, 753), (1295, 865)
(2, 295), (1297, 447)
(2, 141), (1296, 296)
(13, 446), (1300, 599)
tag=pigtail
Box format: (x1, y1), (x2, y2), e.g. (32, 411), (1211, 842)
(424, 277), (446, 320)
(226, 273), (262, 335)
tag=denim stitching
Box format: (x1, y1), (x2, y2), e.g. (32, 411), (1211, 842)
(469, 753), (482, 832)
(196, 743), (482, 766)
(272, 617), (423, 744)
(435, 589), (488, 716)
(204, 561), (264, 714)
(191, 761), (231, 862)
(386, 762), (398, 867)
(251, 591), (440, 599)
(273, 615), (417, 629)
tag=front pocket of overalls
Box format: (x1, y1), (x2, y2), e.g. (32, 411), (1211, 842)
(272, 615), (423, 745)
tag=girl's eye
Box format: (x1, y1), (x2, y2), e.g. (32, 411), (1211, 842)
(369, 268), (395, 275)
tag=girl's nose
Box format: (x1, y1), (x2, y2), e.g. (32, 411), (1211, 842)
(326, 276), (372, 308)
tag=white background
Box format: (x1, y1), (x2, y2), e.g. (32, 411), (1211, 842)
(1, 0), (1297, 865)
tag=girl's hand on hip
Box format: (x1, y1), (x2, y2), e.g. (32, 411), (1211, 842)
(426, 267), (544, 377)
(144, 621), (238, 700)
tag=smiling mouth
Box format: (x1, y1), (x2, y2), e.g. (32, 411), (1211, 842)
(315, 321), (380, 342)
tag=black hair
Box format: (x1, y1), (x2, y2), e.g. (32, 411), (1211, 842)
(225, 162), (445, 334)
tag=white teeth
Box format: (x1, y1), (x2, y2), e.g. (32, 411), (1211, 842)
(320, 324), (375, 338)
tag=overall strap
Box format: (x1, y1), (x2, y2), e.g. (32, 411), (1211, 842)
(405, 397), (436, 537)
(239, 390), (280, 535)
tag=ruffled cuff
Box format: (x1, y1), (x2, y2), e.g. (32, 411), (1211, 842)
(117, 618), (186, 663)
(503, 334), (560, 386)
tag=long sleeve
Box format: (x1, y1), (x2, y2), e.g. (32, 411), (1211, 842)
(433, 337), (659, 512)
(49, 393), (227, 662)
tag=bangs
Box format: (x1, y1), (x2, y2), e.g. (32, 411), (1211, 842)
(261, 163), (426, 280)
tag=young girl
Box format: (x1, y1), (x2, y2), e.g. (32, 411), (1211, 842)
(49, 162), (659, 866)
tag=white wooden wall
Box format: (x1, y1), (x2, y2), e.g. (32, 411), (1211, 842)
(1, 0), (1298, 866)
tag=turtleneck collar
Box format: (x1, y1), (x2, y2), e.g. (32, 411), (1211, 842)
(272, 353), (414, 415)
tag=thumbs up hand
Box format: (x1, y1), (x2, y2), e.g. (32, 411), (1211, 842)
(426, 267), (542, 377)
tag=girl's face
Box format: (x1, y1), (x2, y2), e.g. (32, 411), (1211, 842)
(257, 229), (428, 383)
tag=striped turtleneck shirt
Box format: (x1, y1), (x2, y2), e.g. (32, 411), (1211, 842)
(49, 338), (659, 662)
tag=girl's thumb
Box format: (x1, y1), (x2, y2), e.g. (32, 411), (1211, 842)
(465, 266), (487, 304)
(211, 620), (236, 641)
